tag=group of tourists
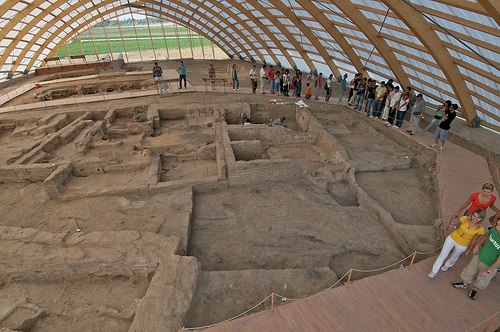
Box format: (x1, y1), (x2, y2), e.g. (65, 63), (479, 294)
(154, 61), (459, 151)
(428, 183), (499, 301)
(247, 64), (310, 97)
(341, 73), (458, 151)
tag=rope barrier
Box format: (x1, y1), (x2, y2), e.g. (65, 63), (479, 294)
(182, 294), (273, 331)
(464, 311), (499, 332)
(181, 247), (444, 330)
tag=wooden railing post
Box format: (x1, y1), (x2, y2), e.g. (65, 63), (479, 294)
(346, 268), (353, 285)
(409, 252), (417, 270)
(271, 292), (275, 311)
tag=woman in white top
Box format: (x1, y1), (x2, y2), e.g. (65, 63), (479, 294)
(325, 74), (333, 102)
(381, 84), (395, 120)
(282, 69), (291, 97)
(395, 93), (409, 128)
(386, 86), (402, 126)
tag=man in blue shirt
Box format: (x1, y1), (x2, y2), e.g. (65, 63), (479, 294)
(178, 61), (187, 89)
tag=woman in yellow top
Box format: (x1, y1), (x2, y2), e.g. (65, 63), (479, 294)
(428, 209), (485, 278)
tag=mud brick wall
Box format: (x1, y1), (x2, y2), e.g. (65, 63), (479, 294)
(0, 164), (56, 183)
(103, 109), (116, 126)
(72, 158), (151, 176)
(227, 125), (315, 145)
(223, 104), (252, 125)
(228, 159), (303, 186)
(250, 105), (297, 124)
(147, 104), (160, 129)
(43, 164), (72, 198)
(231, 140), (262, 161)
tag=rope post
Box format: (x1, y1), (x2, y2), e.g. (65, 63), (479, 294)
(409, 251), (417, 270)
(271, 292), (275, 311)
(346, 268), (353, 285)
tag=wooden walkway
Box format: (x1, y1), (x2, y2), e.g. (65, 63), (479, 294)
(205, 115), (499, 331)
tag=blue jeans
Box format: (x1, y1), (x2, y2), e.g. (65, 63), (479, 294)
(396, 111), (406, 127)
(339, 89), (346, 103)
(422, 118), (440, 134)
(232, 78), (239, 89)
(269, 79), (275, 93)
(356, 94), (365, 111)
(294, 82), (302, 96)
(373, 99), (384, 117)
(365, 98), (374, 114)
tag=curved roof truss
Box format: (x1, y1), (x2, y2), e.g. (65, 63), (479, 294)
(0, 0), (498, 130)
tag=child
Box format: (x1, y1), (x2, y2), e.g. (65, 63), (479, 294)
(305, 82), (312, 99)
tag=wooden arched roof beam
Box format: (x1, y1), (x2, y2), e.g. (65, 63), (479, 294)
(295, 0), (362, 76)
(236, 0), (319, 71)
(358, 13), (499, 54)
(263, 0), (340, 76)
(382, 0), (477, 124)
(181, 0), (281, 65)
(151, 0), (275, 64)
(0, 0), (62, 41)
(329, 1), (411, 88)
(8, 1), (246, 74)
(415, 5), (498, 35)
(476, 0), (500, 25)
(434, 0), (488, 15)
(4, 0), (252, 73)
(223, 0), (298, 70)
(36, 6), (240, 71)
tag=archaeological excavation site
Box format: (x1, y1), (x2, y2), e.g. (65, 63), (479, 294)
(0, 60), (445, 331)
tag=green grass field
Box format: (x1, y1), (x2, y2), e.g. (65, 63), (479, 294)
(56, 24), (214, 57)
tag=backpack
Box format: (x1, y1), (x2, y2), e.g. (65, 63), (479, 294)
(324, 82), (328, 90)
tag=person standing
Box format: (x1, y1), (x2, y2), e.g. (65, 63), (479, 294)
(260, 65), (267, 94)
(395, 93), (409, 128)
(282, 69), (290, 97)
(339, 74), (347, 104)
(372, 81), (387, 118)
(314, 72), (323, 100)
(249, 65), (257, 93)
(275, 69), (282, 95)
(294, 69), (302, 97)
(387, 86), (402, 126)
(178, 60), (187, 89)
(431, 103), (457, 150)
(226, 62), (232, 87)
(355, 78), (367, 111)
(407, 93), (425, 135)
(450, 183), (498, 220)
(451, 217), (500, 300)
(231, 63), (239, 90)
(406, 86), (415, 111)
(381, 83), (394, 121)
(152, 61), (165, 93)
(208, 64), (216, 90)
(422, 100), (451, 135)
(364, 79), (376, 115)
(268, 65), (276, 94)
(429, 209), (486, 278)
(325, 74), (333, 102)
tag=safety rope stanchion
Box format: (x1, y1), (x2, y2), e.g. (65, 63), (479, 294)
(271, 292), (275, 311)
(408, 251), (417, 270)
(346, 268), (353, 286)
